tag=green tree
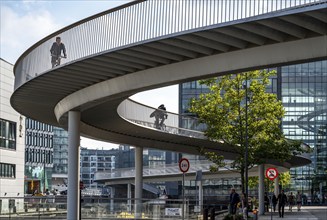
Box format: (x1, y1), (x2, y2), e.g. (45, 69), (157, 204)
(189, 70), (305, 193)
(249, 172), (291, 191)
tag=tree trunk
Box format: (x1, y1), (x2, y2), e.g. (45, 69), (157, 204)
(240, 167), (245, 193)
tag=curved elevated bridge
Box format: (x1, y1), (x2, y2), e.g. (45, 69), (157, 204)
(11, 0), (327, 219)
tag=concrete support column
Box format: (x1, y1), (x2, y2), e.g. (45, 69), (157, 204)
(198, 181), (203, 212)
(127, 183), (132, 212)
(135, 147), (143, 219)
(67, 111), (80, 220)
(274, 175), (280, 196)
(259, 164), (265, 215)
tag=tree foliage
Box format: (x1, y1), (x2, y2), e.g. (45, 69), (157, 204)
(248, 172), (291, 191)
(189, 70), (305, 192)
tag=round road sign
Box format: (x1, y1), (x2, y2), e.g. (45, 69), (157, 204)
(266, 167), (278, 181)
(179, 158), (190, 173)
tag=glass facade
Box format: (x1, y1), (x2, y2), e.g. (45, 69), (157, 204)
(53, 127), (68, 175)
(24, 118), (54, 194)
(0, 118), (16, 150)
(179, 60), (327, 200)
(281, 61), (327, 198)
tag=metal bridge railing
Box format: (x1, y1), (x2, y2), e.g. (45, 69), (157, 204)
(94, 160), (233, 181)
(14, 0), (323, 90)
(117, 99), (206, 139)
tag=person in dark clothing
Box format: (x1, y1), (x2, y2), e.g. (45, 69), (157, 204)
(150, 104), (168, 129)
(272, 194), (277, 212)
(288, 192), (295, 212)
(229, 188), (240, 215)
(264, 192), (269, 212)
(277, 190), (288, 218)
(50, 36), (67, 68)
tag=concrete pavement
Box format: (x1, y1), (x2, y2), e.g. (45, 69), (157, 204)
(258, 206), (326, 220)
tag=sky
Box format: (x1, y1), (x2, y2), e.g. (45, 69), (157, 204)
(0, 0), (178, 149)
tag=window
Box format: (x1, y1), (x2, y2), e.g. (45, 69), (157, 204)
(0, 119), (16, 150)
(0, 163), (16, 178)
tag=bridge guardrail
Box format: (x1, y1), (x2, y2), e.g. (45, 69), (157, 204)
(118, 98), (206, 138)
(14, 0), (323, 90)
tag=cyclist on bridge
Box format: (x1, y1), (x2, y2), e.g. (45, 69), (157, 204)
(50, 36), (67, 68)
(150, 104), (168, 130)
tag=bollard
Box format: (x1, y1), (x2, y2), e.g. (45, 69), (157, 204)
(210, 208), (215, 220)
(203, 208), (209, 220)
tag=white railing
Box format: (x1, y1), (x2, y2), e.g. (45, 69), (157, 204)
(95, 160), (233, 180)
(14, 0), (325, 89)
(117, 99), (206, 138)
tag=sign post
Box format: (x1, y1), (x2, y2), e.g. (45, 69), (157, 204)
(179, 158), (190, 220)
(266, 168), (278, 220)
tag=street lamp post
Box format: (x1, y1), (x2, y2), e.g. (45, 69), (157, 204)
(43, 156), (46, 194)
(245, 72), (249, 218)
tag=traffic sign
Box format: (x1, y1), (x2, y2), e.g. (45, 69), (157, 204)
(179, 158), (190, 173)
(266, 167), (278, 181)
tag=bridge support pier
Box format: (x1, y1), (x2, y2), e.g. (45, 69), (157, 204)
(67, 111), (81, 220)
(135, 147), (143, 219)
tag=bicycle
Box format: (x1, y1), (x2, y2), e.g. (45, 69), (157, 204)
(150, 110), (167, 131)
(51, 54), (66, 68)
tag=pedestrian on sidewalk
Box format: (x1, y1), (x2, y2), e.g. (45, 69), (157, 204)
(288, 192), (295, 212)
(296, 191), (302, 211)
(277, 189), (288, 218)
(229, 188), (240, 216)
(272, 194), (277, 212)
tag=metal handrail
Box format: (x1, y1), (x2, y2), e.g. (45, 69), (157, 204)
(14, 0), (324, 90)
(94, 160), (233, 180)
(118, 99), (206, 138)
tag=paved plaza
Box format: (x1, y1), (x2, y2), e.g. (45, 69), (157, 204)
(257, 206), (326, 220)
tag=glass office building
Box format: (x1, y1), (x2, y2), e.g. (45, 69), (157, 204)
(179, 60), (327, 199)
(24, 118), (54, 194)
(52, 127), (69, 189)
(281, 61), (327, 199)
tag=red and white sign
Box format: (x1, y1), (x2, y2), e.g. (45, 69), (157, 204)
(179, 158), (190, 173)
(266, 167), (278, 181)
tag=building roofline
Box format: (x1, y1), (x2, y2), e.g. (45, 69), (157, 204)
(0, 57), (14, 66)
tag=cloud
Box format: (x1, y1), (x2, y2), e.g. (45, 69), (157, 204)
(0, 5), (60, 63)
